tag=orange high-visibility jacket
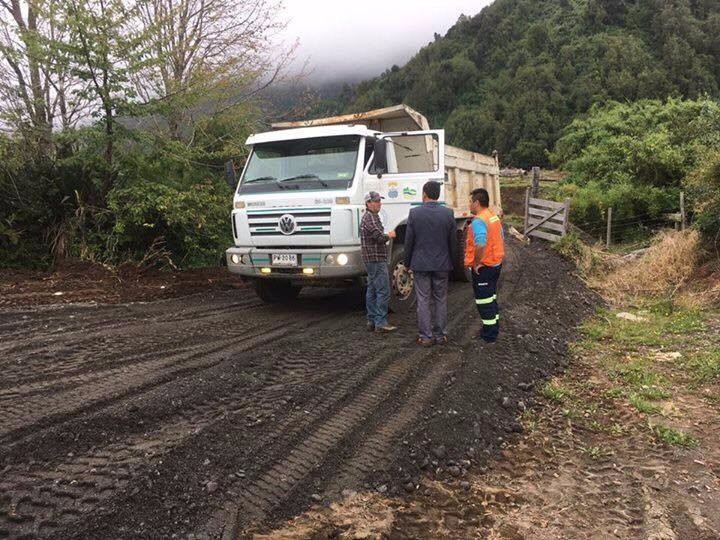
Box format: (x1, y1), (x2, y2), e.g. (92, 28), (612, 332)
(464, 208), (505, 268)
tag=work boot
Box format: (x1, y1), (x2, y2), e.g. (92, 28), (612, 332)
(435, 335), (448, 345)
(375, 324), (397, 333)
(416, 337), (434, 347)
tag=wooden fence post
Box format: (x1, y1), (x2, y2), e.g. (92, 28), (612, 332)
(531, 166), (540, 198)
(606, 207), (613, 249)
(523, 187), (531, 235)
(680, 191), (686, 231)
(563, 198), (571, 236)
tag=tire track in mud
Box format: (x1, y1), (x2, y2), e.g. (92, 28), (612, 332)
(51, 290), (469, 539)
(0, 309), (349, 538)
(0, 302), (291, 391)
(0, 305), (340, 443)
(202, 298), (476, 539)
(0, 292), (264, 360)
(210, 354), (424, 538)
(323, 351), (459, 495)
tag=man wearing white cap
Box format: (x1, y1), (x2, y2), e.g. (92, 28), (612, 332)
(361, 191), (397, 333)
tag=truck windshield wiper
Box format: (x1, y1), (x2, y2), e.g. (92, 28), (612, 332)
(279, 174), (329, 187)
(243, 176), (277, 184)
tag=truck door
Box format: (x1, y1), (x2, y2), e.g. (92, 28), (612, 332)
(365, 130), (445, 207)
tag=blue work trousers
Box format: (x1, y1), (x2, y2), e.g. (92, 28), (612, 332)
(472, 264), (502, 342)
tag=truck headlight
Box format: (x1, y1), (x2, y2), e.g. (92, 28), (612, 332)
(337, 253), (349, 266)
(325, 254), (335, 264)
(230, 254), (240, 264)
(234, 201), (246, 209)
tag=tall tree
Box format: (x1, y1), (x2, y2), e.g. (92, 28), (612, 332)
(60, 0), (151, 196)
(134, 0), (290, 140)
(0, 0), (53, 147)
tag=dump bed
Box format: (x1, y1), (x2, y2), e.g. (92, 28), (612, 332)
(272, 104), (502, 216)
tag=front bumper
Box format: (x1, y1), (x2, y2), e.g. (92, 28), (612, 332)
(226, 246), (364, 281)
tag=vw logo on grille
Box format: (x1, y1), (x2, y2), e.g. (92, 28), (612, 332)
(278, 214), (297, 235)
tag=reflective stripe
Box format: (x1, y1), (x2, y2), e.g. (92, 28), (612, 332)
(489, 216), (500, 223)
(481, 315), (500, 325)
(475, 295), (496, 305)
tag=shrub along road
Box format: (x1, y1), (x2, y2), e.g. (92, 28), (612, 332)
(0, 239), (595, 538)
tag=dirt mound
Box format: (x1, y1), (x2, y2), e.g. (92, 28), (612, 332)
(0, 262), (243, 308)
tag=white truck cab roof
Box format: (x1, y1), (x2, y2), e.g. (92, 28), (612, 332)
(246, 125), (378, 145)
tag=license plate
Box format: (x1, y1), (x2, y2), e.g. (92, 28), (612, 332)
(272, 253), (297, 267)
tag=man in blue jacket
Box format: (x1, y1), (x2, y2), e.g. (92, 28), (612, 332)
(404, 181), (457, 346)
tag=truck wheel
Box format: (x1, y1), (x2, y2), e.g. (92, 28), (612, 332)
(388, 246), (415, 313)
(452, 228), (470, 282)
(253, 279), (301, 303)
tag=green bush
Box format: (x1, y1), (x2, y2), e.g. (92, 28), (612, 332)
(551, 181), (678, 240)
(551, 98), (720, 188)
(684, 149), (720, 241)
(108, 179), (231, 268)
(0, 118), (244, 269)
(548, 99), (720, 241)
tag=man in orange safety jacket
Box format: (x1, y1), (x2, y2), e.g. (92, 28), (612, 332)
(465, 188), (505, 342)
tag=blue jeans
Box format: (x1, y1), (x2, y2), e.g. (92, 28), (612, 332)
(365, 261), (390, 327)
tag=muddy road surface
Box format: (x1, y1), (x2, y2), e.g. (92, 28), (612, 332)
(0, 240), (595, 538)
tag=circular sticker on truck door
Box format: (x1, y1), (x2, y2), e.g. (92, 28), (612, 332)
(387, 182), (399, 199)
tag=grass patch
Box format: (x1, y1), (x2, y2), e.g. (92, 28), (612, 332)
(552, 232), (604, 275)
(612, 360), (665, 388)
(604, 387), (624, 398)
(628, 393), (660, 415)
(684, 348), (720, 383)
(542, 382), (570, 403)
(649, 424), (698, 448)
(580, 444), (612, 460)
(581, 306), (705, 349)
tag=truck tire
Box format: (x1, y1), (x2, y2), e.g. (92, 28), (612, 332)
(253, 279), (301, 303)
(452, 227), (470, 282)
(388, 246), (415, 313)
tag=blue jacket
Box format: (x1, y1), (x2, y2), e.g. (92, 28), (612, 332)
(404, 202), (457, 272)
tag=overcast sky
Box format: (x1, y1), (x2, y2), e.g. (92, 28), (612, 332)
(278, 0), (493, 85)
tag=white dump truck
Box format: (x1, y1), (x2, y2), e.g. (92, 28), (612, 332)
(226, 104), (501, 308)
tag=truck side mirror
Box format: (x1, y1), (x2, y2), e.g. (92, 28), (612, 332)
(224, 160), (236, 189)
(373, 139), (388, 177)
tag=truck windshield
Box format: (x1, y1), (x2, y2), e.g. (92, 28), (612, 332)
(238, 136), (360, 194)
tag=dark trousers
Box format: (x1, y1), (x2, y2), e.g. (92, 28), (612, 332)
(413, 271), (449, 341)
(472, 264), (502, 342)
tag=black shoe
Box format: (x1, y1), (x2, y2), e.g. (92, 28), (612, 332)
(435, 335), (448, 345)
(367, 322), (375, 332)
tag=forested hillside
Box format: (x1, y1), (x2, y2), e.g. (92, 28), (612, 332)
(341, 0), (720, 167)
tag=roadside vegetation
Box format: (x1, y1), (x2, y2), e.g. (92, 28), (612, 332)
(0, 0), (289, 269)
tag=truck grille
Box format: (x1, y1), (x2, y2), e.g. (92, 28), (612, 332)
(247, 210), (331, 237)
